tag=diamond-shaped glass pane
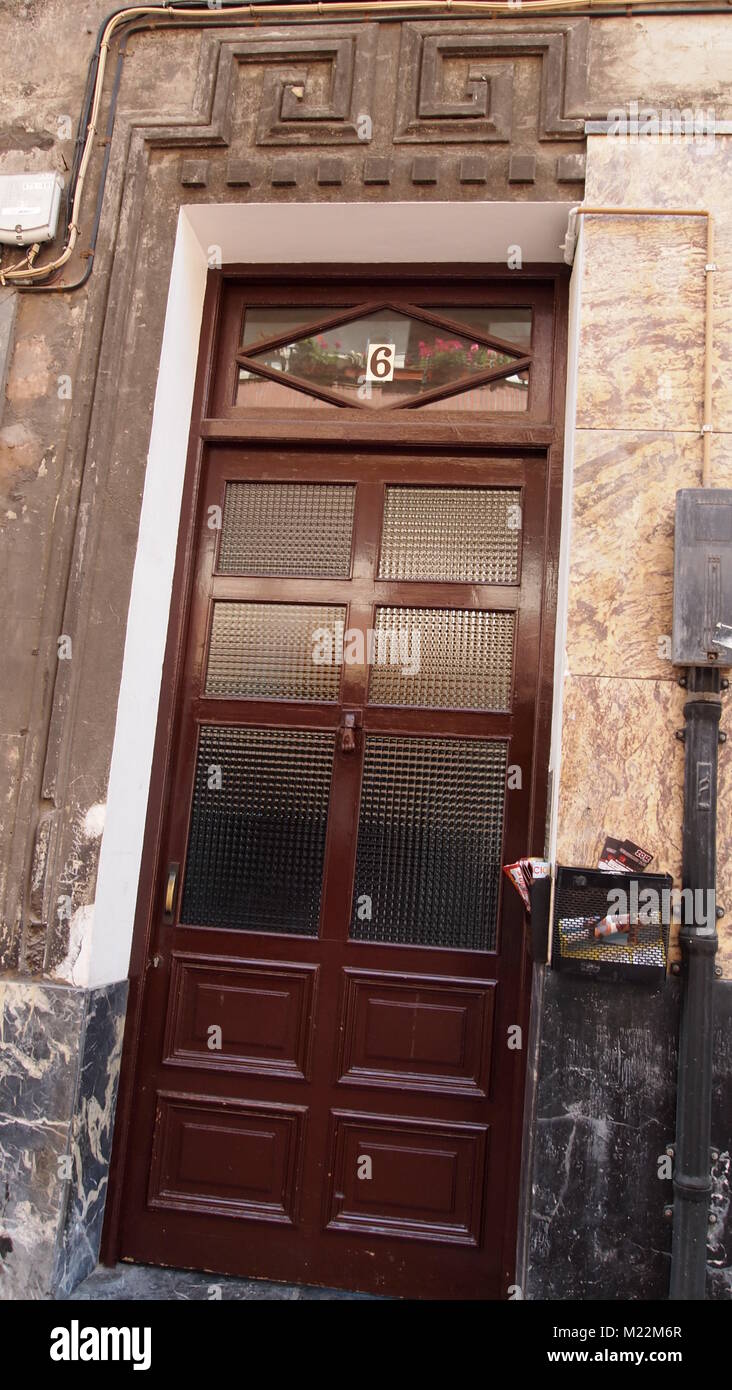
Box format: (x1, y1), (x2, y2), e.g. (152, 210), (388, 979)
(243, 310), (519, 409)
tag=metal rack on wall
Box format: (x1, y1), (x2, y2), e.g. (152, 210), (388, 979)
(550, 866), (672, 986)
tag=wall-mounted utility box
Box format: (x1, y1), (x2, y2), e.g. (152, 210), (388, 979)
(0, 172), (63, 246)
(551, 866), (672, 985)
(673, 488), (732, 665)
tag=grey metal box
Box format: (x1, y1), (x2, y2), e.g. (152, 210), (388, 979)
(0, 172), (63, 247)
(672, 488), (732, 665)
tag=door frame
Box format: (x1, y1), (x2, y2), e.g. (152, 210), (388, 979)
(102, 263), (569, 1292)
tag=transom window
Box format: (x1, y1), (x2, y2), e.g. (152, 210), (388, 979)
(235, 302), (533, 412)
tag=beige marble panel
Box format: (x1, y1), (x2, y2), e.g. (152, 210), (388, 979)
(576, 215), (706, 433)
(556, 675), (732, 970)
(583, 136), (732, 435)
(556, 675), (685, 875)
(566, 429), (706, 680)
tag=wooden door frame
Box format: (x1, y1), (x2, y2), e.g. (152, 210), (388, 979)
(102, 264), (570, 1292)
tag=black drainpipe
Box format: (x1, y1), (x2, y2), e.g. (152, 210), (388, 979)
(669, 665), (724, 1299)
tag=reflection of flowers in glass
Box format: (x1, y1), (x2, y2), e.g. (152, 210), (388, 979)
(416, 334), (513, 382)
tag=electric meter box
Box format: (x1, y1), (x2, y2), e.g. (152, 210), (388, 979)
(0, 172), (64, 247)
(672, 488), (732, 666)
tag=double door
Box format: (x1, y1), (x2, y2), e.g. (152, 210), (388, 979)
(116, 441), (547, 1299)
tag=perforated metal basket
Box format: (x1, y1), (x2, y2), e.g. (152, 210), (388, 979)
(551, 866), (672, 984)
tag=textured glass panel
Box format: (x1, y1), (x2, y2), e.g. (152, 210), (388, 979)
(431, 307), (532, 350)
(368, 607), (514, 711)
(205, 602), (344, 701)
(241, 307), (347, 348)
(219, 482), (355, 577)
(379, 486), (521, 584)
(351, 736), (507, 950)
(181, 725), (334, 934)
(420, 371), (529, 412)
(235, 369), (328, 408)
(246, 310), (518, 409)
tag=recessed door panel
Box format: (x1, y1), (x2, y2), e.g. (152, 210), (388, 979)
(163, 953), (318, 1079)
(337, 969), (496, 1096)
(325, 1111), (489, 1245)
(147, 1093), (307, 1225)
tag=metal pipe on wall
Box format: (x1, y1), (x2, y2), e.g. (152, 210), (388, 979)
(670, 666), (722, 1299)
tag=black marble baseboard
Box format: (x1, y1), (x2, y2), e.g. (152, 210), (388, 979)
(0, 979), (127, 1300)
(526, 972), (732, 1301)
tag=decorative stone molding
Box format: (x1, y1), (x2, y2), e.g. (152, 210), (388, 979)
(394, 20), (589, 144)
(216, 27), (378, 147)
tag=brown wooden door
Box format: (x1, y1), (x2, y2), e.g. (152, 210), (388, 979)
(109, 275), (566, 1300)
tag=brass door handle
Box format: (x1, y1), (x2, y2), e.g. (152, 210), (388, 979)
(163, 862), (179, 923)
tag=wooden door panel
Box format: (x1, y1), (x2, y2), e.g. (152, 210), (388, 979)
(324, 1112), (489, 1246)
(147, 1093), (307, 1225)
(162, 953), (319, 1081)
(336, 969), (496, 1098)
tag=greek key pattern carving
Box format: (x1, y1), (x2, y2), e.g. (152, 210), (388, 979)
(395, 21), (589, 144)
(224, 26), (378, 146)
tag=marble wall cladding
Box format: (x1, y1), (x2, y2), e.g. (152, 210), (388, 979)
(559, 133), (732, 978)
(556, 675), (686, 884)
(567, 429), (703, 681)
(583, 137), (732, 438)
(575, 215), (706, 433)
(717, 736), (732, 977)
(0, 979), (126, 1300)
(52, 981), (127, 1298)
(528, 973), (732, 1302)
(588, 17), (732, 118)
(556, 675), (732, 970)
(0, 983), (84, 1300)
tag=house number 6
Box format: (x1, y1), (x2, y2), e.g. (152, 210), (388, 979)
(366, 342), (396, 382)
